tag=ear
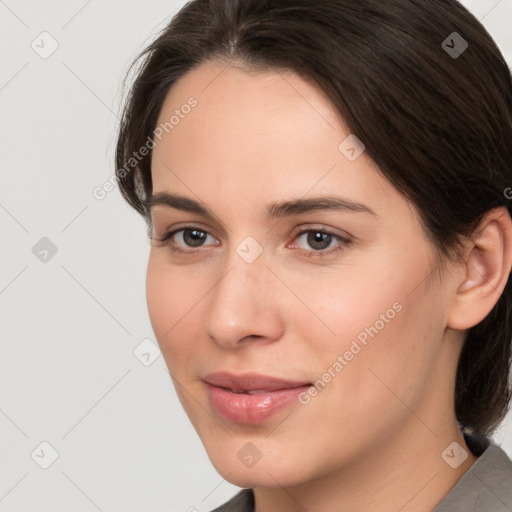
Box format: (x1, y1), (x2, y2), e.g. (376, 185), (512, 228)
(447, 207), (512, 331)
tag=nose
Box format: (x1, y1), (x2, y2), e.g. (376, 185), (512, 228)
(202, 245), (285, 349)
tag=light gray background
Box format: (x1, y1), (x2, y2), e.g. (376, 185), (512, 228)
(1, 1), (512, 511)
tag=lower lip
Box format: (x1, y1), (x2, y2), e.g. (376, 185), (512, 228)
(205, 383), (312, 425)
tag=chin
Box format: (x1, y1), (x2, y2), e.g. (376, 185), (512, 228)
(215, 464), (301, 489)
(221, 469), (273, 488)
(204, 443), (310, 489)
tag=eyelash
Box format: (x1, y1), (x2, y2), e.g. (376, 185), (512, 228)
(154, 225), (351, 260)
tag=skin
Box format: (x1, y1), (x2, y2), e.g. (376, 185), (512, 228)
(146, 59), (512, 512)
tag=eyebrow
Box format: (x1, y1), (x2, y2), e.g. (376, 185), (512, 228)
(146, 192), (377, 219)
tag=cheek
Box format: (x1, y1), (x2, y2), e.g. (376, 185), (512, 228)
(146, 255), (173, 339)
(297, 258), (442, 400)
(320, 282), (443, 429)
(145, 254), (203, 367)
(287, 261), (408, 351)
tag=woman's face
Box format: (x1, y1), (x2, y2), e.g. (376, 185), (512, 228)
(147, 60), (461, 487)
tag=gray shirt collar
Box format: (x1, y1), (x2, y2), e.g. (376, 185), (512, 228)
(433, 433), (512, 511)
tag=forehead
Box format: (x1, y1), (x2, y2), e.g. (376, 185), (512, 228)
(150, 60), (400, 218)
(154, 60), (343, 157)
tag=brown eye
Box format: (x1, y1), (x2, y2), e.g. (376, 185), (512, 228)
(155, 226), (219, 253)
(178, 228), (208, 247)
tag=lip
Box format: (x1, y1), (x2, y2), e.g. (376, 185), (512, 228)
(203, 372), (312, 425)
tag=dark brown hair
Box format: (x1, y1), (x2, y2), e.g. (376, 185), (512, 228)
(115, 0), (512, 436)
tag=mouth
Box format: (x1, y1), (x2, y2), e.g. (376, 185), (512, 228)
(229, 388), (283, 395)
(202, 372), (313, 424)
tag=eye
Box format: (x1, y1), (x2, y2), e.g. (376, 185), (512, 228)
(154, 227), (218, 251)
(290, 228), (350, 259)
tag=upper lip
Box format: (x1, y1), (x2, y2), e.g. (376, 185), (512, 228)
(203, 372), (311, 392)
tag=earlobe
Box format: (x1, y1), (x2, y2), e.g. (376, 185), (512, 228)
(448, 207), (512, 331)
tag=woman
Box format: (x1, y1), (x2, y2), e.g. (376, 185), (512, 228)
(115, 0), (512, 510)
